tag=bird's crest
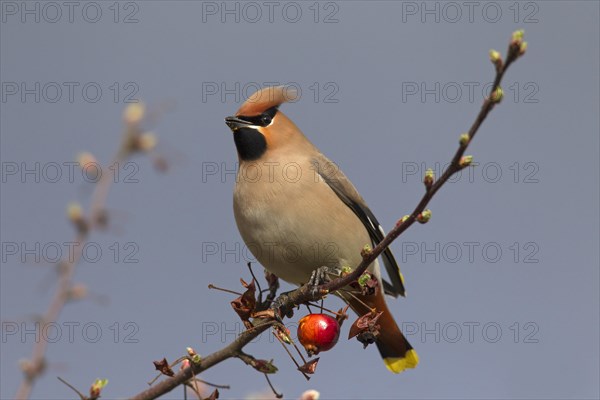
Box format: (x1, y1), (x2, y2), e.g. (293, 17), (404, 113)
(236, 85), (298, 117)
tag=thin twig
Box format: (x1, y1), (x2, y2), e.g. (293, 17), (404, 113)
(194, 378), (230, 390)
(56, 377), (86, 400)
(264, 373), (283, 399)
(272, 331), (310, 380)
(305, 302), (343, 316)
(247, 262), (262, 299)
(207, 284), (243, 296)
(130, 320), (274, 400)
(336, 289), (373, 311)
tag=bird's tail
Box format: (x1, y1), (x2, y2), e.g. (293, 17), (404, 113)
(346, 291), (419, 373)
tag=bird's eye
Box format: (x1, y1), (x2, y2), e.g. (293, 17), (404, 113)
(261, 115), (272, 126)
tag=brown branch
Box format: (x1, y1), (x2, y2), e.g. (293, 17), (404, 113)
(130, 320), (275, 400)
(15, 104), (158, 400)
(257, 31), (527, 316)
(127, 31), (526, 400)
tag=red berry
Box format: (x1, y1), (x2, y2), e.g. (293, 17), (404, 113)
(297, 314), (340, 356)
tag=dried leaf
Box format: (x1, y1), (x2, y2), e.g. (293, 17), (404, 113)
(348, 310), (384, 347)
(273, 325), (292, 344)
(204, 389), (219, 400)
(264, 270), (279, 287)
(231, 279), (257, 326)
(153, 358), (174, 377)
(356, 331), (379, 348)
(240, 278), (255, 290)
(298, 358), (320, 374)
(362, 276), (379, 296)
(251, 359), (278, 374)
(336, 305), (350, 327)
(252, 309), (276, 320)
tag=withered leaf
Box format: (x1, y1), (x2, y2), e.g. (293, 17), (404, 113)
(356, 331), (379, 348)
(361, 276), (379, 296)
(273, 325), (292, 344)
(252, 309), (276, 320)
(336, 305), (350, 327)
(251, 359), (278, 374)
(231, 279), (257, 325)
(240, 278), (256, 290)
(348, 310), (384, 342)
(153, 358), (174, 377)
(203, 389), (219, 400)
(264, 270), (279, 287)
(298, 358), (320, 374)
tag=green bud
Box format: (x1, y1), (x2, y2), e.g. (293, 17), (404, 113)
(489, 49), (501, 63)
(459, 133), (470, 146)
(191, 354), (202, 364)
(490, 86), (503, 103)
(519, 41), (528, 56)
(358, 272), (371, 286)
(417, 209), (432, 224)
(396, 215), (410, 226)
(93, 379), (109, 389)
(423, 168), (435, 188)
(512, 29), (525, 42)
(90, 378), (109, 399)
(360, 244), (372, 258)
(459, 155), (473, 168)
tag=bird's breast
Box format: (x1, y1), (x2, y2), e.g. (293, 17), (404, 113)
(233, 159), (370, 285)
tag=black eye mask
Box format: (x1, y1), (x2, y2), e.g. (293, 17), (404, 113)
(238, 106), (278, 127)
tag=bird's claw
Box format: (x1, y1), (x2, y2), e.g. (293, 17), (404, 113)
(309, 265), (343, 285)
(269, 290), (294, 319)
(308, 266), (341, 297)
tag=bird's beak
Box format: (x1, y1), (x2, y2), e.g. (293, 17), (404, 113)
(225, 116), (252, 131)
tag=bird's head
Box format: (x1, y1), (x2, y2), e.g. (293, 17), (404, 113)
(225, 86), (306, 161)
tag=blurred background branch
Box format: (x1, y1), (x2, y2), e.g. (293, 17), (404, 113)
(15, 103), (164, 400)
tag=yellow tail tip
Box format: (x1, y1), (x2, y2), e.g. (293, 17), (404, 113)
(384, 349), (419, 373)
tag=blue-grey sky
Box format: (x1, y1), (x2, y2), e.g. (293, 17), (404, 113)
(1, 1), (599, 399)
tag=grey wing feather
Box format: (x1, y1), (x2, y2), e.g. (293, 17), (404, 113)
(311, 155), (406, 297)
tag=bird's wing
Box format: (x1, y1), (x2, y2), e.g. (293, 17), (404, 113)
(311, 154), (406, 297)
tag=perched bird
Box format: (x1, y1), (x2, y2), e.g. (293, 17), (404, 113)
(225, 86), (418, 373)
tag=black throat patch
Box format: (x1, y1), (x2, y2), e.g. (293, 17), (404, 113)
(233, 127), (267, 161)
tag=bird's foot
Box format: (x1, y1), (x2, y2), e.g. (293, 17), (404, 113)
(308, 265), (342, 286)
(269, 290), (295, 319)
(308, 266), (341, 297)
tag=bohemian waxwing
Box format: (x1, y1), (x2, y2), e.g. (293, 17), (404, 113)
(225, 86), (418, 373)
